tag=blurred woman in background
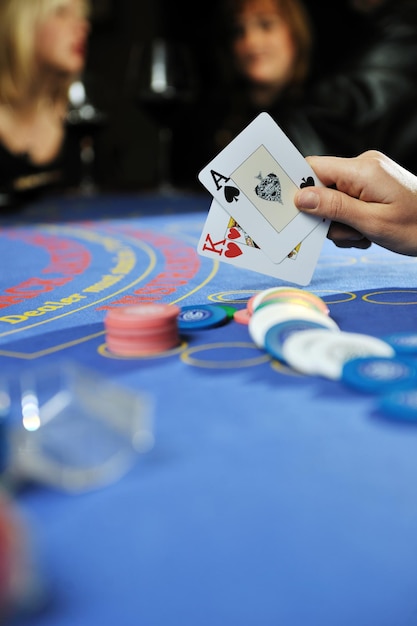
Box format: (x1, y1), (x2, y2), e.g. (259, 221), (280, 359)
(226, 0), (312, 106)
(172, 0), (314, 188)
(0, 0), (90, 211)
(213, 0), (314, 151)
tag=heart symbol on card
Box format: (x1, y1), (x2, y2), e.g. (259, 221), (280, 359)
(224, 185), (240, 203)
(225, 242), (243, 258)
(227, 227), (240, 240)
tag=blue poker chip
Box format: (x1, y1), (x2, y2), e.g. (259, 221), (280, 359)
(264, 319), (331, 362)
(341, 355), (417, 393)
(177, 304), (228, 329)
(382, 331), (417, 355)
(378, 389), (417, 423)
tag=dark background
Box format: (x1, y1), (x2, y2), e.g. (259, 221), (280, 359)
(85, 0), (363, 192)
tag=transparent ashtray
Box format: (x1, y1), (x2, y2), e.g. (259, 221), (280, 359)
(0, 361), (153, 493)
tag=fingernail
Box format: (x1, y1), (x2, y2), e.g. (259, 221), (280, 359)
(296, 190), (319, 210)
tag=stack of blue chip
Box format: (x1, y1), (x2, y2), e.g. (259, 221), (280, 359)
(341, 331), (417, 422)
(177, 305), (228, 330)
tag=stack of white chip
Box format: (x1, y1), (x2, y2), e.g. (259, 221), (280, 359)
(282, 328), (395, 380)
(247, 287), (396, 380)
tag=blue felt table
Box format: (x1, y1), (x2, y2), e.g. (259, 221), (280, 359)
(2, 192), (417, 626)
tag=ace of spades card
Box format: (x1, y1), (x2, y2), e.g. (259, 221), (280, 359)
(198, 112), (329, 264)
(197, 199), (326, 286)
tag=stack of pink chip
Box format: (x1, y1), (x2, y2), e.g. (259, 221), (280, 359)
(105, 304), (181, 356)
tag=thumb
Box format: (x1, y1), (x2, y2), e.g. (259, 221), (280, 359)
(294, 187), (358, 226)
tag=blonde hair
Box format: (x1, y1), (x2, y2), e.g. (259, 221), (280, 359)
(0, 0), (90, 104)
(223, 0), (313, 89)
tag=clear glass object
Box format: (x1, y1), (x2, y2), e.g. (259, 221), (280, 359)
(0, 362), (153, 493)
(66, 78), (108, 195)
(128, 38), (198, 194)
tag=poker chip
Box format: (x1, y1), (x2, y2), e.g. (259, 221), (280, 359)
(251, 287), (287, 311)
(0, 494), (15, 612)
(246, 294), (258, 315)
(314, 332), (396, 380)
(382, 331), (417, 355)
(248, 303), (338, 349)
(219, 305), (237, 319)
(104, 303), (180, 356)
(341, 356), (417, 393)
(105, 304), (179, 329)
(264, 319), (335, 363)
(177, 304), (228, 330)
(106, 332), (177, 356)
(281, 328), (336, 376)
(378, 389), (417, 422)
(252, 286), (329, 316)
(233, 308), (251, 325)
(283, 329), (395, 380)
(255, 290), (329, 316)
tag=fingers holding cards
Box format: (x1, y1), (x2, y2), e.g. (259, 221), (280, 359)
(197, 112), (329, 285)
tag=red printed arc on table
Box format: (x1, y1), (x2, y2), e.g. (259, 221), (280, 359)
(0, 232), (91, 309)
(0, 223), (204, 359)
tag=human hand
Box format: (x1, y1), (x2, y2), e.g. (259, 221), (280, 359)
(294, 150), (417, 256)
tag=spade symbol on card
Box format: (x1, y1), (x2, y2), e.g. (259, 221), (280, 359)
(225, 242), (243, 258)
(255, 172), (282, 204)
(224, 185), (240, 203)
(300, 176), (315, 188)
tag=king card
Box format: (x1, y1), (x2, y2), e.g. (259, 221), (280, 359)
(197, 199), (328, 286)
(198, 112), (329, 263)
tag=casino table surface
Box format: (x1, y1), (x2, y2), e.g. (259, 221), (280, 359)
(2, 192), (417, 626)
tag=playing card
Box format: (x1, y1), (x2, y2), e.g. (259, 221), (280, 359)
(197, 199), (328, 286)
(198, 112), (329, 263)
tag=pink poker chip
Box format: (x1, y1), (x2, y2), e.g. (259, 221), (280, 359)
(105, 304), (180, 330)
(105, 303), (181, 356)
(233, 308), (251, 325)
(104, 322), (178, 339)
(107, 333), (180, 356)
(246, 295), (258, 315)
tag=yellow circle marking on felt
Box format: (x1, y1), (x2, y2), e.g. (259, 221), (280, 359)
(321, 292), (357, 305)
(180, 342), (269, 369)
(363, 290), (417, 306)
(208, 290), (261, 304)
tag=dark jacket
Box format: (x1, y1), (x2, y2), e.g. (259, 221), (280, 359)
(280, 0), (417, 173)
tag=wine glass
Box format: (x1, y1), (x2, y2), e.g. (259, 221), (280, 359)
(66, 77), (108, 195)
(127, 38), (198, 194)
